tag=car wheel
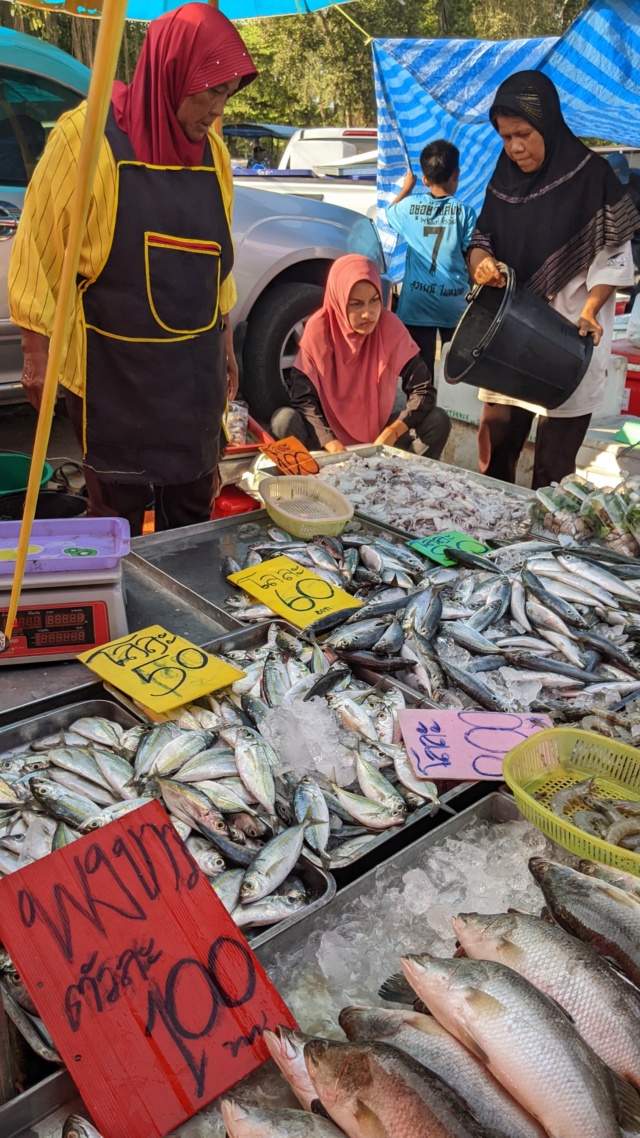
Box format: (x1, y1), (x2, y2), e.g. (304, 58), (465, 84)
(241, 280), (324, 424)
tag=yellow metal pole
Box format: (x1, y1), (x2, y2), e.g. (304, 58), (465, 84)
(1, 0), (129, 652)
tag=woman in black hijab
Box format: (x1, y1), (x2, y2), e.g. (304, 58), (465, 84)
(468, 71), (639, 488)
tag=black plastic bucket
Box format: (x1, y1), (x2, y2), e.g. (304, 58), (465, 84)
(0, 490), (87, 521)
(444, 267), (593, 409)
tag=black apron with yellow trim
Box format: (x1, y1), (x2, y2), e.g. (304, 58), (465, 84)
(81, 108), (233, 485)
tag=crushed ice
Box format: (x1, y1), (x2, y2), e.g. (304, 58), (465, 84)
(267, 817), (563, 1038)
(259, 696), (356, 787)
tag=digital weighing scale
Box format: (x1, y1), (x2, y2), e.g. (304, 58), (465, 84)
(0, 518), (130, 665)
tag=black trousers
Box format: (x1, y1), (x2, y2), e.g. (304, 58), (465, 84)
(404, 324), (456, 379)
(66, 391), (218, 536)
(270, 405), (451, 462)
(477, 402), (592, 490)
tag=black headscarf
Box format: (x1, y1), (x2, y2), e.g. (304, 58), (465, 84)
(471, 71), (640, 298)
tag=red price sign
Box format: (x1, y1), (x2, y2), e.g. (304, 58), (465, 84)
(0, 801), (295, 1138)
(261, 436), (320, 476)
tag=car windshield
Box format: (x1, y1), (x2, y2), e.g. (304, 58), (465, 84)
(0, 66), (81, 186)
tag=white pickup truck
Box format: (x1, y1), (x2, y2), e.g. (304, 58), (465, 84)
(230, 126), (379, 220)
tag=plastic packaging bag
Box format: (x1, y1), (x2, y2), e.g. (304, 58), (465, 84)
(625, 502), (640, 544)
(529, 486), (593, 538)
(579, 490), (616, 538)
(558, 474), (597, 509)
(225, 400), (249, 446)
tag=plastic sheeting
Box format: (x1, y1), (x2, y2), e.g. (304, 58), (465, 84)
(374, 0), (640, 278)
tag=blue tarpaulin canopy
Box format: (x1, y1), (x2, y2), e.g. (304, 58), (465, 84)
(373, 0), (640, 278)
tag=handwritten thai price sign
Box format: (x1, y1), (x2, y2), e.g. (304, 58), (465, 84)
(399, 709), (552, 781)
(0, 801), (296, 1138)
(228, 555), (361, 629)
(78, 626), (245, 713)
(261, 435), (320, 476)
(408, 530), (492, 567)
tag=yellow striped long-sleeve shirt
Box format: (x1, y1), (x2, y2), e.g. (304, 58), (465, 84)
(8, 102), (238, 398)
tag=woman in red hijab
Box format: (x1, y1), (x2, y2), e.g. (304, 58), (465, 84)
(10, 5), (257, 535)
(270, 255), (451, 459)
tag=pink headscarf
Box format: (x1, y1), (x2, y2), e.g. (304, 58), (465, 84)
(294, 255), (419, 446)
(111, 4), (257, 167)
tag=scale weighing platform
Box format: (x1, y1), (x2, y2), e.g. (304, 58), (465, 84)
(0, 517), (129, 665)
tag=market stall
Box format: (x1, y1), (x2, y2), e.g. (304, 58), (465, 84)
(2, 437), (640, 1137)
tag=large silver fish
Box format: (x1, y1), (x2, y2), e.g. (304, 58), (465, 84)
(221, 1100), (343, 1138)
(304, 1037), (504, 1138)
(62, 1116), (105, 1138)
(339, 1004), (546, 1138)
(454, 909), (640, 1088)
(401, 953), (624, 1138)
(529, 856), (640, 989)
(264, 1026), (320, 1110)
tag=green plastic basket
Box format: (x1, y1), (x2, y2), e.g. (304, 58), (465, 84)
(0, 453), (53, 498)
(503, 727), (640, 875)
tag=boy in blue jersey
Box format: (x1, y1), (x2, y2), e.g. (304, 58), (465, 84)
(387, 140), (477, 377)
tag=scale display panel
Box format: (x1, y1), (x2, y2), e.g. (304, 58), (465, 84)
(1, 602), (110, 659)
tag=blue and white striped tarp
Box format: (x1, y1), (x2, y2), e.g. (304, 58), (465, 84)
(373, 0), (640, 279)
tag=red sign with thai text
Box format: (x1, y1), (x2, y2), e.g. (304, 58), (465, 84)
(0, 801), (296, 1138)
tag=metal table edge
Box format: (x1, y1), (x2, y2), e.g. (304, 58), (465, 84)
(125, 550), (243, 632)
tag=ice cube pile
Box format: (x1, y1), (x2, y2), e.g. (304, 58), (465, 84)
(265, 815), (561, 1037)
(259, 696), (356, 787)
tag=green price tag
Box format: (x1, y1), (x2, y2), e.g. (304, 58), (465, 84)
(408, 530), (492, 567)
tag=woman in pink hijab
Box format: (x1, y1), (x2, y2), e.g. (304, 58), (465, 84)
(271, 255), (450, 459)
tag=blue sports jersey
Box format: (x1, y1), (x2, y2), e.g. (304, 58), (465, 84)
(387, 191), (477, 328)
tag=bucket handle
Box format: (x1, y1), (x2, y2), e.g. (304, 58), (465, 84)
(50, 460), (85, 492)
(465, 262), (509, 304)
(470, 263), (515, 359)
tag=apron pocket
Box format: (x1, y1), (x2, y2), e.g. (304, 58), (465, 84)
(144, 232), (222, 334)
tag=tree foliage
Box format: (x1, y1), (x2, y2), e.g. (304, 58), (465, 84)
(230, 0), (588, 127)
(2, 0), (588, 123)
(1, 2), (147, 78)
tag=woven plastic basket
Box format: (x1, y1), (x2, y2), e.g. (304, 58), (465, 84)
(502, 727), (640, 875)
(259, 476), (353, 539)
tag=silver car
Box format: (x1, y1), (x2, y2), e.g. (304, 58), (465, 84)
(0, 28), (386, 421)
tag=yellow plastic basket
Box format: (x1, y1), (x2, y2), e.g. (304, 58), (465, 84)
(259, 476), (354, 539)
(502, 728), (640, 875)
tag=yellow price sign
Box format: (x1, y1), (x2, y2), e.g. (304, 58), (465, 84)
(78, 625), (245, 713)
(228, 555), (362, 629)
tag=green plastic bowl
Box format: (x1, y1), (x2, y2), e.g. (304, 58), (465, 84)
(0, 453), (53, 498)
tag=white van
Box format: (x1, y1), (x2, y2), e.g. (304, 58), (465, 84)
(278, 127), (378, 170)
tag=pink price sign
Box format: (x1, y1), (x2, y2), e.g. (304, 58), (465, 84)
(398, 709), (552, 782)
